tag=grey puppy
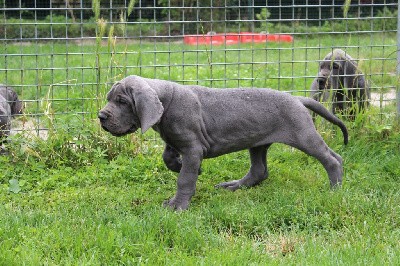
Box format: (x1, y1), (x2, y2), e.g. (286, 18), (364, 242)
(310, 49), (369, 118)
(0, 85), (23, 142)
(99, 75), (348, 210)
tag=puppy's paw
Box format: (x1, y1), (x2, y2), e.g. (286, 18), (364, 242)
(215, 180), (241, 191)
(163, 197), (190, 211)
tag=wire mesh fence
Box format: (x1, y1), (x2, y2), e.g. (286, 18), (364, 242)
(0, 0), (398, 139)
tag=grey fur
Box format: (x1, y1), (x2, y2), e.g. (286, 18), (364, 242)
(310, 49), (369, 118)
(0, 85), (23, 140)
(99, 75), (348, 210)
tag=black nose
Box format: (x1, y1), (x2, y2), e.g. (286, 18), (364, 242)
(317, 77), (327, 87)
(98, 111), (108, 121)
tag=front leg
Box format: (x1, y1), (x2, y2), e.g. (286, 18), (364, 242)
(164, 150), (203, 210)
(162, 144), (202, 175)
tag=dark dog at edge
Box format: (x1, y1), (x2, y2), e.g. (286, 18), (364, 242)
(0, 85), (23, 144)
(99, 75), (348, 210)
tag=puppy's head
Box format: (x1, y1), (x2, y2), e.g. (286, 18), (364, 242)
(98, 76), (164, 137)
(318, 49), (359, 92)
(319, 50), (343, 77)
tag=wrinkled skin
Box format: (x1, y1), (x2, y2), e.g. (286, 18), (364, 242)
(99, 75), (348, 210)
(310, 49), (369, 118)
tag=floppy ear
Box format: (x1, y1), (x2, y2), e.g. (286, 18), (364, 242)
(342, 56), (359, 88)
(310, 78), (322, 101)
(124, 76), (164, 133)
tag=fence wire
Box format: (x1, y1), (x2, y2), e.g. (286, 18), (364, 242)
(0, 0), (398, 138)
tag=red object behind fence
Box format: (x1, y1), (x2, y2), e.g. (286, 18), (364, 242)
(183, 32), (293, 45)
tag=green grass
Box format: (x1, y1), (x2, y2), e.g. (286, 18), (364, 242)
(1, 119), (399, 264)
(0, 30), (399, 264)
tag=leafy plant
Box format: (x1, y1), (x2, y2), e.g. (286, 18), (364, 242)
(8, 178), (21, 193)
(255, 8), (273, 32)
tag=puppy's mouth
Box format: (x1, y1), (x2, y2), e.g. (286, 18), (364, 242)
(107, 124), (138, 137)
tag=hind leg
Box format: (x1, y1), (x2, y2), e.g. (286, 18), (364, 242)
(329, 147), (343, 166)
(292, 130), (343, 187)
(216, 144), (271, 191)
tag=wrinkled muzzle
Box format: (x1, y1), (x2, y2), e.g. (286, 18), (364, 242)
(98, 106), (138, 137)
(98, 110), (109, 131)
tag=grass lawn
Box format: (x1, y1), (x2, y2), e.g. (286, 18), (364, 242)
(1, 122), (399, 265)
(0, 32), (399, 264)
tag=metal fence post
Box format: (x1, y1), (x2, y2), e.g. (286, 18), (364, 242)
(397, 0), (400, 117)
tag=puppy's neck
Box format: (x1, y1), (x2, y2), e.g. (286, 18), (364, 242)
(150, 81), (175, 113)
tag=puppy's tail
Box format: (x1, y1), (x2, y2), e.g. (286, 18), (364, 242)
(298, 96), (348, 145)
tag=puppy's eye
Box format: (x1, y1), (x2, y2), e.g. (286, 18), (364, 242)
(117, 97), (128, 104)
(332, 63), (340, 70)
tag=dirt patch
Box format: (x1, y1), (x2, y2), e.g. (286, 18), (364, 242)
(11, 119), (49, 140)
(370, 89), (397, 107)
